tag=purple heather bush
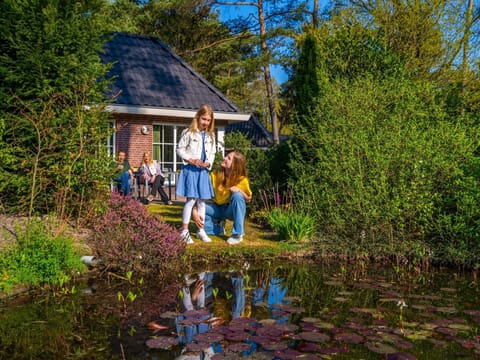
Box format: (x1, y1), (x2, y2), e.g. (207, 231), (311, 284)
(92, 192), (185, 274)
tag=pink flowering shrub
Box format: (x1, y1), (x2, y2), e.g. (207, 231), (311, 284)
(92, 192), (185, 274)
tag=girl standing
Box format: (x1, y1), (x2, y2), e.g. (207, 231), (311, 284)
(140, 151), (172, 205)
(176, 105), (216, 244)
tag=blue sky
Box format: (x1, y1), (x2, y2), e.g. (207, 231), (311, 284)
(214, 1), (332, 84)
(215, 3), (293, 85)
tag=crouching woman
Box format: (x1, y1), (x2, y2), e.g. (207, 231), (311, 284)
(194, 151), (252, 245)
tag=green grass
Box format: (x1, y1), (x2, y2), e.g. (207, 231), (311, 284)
(146, 202), (310, 265)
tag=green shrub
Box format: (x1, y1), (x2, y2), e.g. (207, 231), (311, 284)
(0, 221), (85, 292)
(288, 76), (480, 260)
(267, 207), (316, 243)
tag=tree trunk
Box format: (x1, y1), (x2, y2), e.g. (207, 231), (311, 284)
(258, 0), (279, 144)
(462, 0), (472, 89)
(313, 0), (318, 28)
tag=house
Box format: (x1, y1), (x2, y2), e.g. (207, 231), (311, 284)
(100, 32), (257, 171)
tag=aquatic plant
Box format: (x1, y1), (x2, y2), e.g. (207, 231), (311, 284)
(92, 192), (185, 275)
(0, 220), (85, 292)
(267, 207), (316, 243)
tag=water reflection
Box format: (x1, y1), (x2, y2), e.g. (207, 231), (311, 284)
(149, 265), (480, 360)
(1, 262), (480, 359)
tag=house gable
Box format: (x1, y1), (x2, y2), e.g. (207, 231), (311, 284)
(100, 32), (252, 168)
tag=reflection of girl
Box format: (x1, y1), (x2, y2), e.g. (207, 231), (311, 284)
(176, 272), (213, 346)
(181, 273), (206, 311)
(176, 105), (216, 244)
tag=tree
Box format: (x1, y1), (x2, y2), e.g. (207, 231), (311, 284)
(0, 0), (113, 219)
(103, 0), (142, 33)
(214, 0), (308, 144)
(344, 1), (480, 83)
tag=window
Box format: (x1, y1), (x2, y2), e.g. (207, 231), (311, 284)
(153, 124), (187, 172)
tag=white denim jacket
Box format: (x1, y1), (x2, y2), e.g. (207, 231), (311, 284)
(176, 129), (216, 170)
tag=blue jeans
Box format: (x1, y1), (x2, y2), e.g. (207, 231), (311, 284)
(114, 171), (131, 195)
(204, 192), (246, 236)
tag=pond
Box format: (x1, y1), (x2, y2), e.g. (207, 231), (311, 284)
(0, 260), (479, 359)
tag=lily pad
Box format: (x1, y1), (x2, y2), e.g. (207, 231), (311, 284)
(262, 340), (289, 351)
(464, 310), (480, 316)
(296, 341), (321, 352)
(159, 311), (178, 319)
(434, 307), (458, 314)
(145, 336), (179, 349)
(256, 324), (284, 337)
(301, 317), (322, 323)
(434, 327), (458, 336)
(406, 330), (433, 341)
(225, 342), (252, 353)
(334, 332), (364, 344)
(273, 348), (303, 359)
(186, 341), (211, 352)
(193, 332), (224, 343)
(274, 322), (299, 333)
(448, 323), (472, 331)
(365, 341), (397, 354)
(299, 331), (330, 342)
(314, 321), (335, 330)
(225, 331), (250, 342)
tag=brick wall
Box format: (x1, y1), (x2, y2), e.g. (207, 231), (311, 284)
(115, 115), (151, 168)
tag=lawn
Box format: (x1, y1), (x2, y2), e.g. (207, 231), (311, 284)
(146, 202), (310, 263)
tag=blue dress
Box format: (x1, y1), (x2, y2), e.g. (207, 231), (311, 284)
(176, 131), (214, 200)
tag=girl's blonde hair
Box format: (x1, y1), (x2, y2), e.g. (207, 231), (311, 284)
(216, 151), (247, 191)
(189, 104), (215, 139)
(141, 151), (153, 166)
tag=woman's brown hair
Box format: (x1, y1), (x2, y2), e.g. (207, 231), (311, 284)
(216, 151), (247, 191)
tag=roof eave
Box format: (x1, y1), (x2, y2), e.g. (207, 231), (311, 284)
(106, 104), (251, 122)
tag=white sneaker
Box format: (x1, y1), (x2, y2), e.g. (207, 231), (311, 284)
(180, 230), (194, 244)
(227, 234), (243, 245)
(197, 229), (212, 243)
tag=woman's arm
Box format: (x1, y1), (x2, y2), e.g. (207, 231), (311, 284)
(230, 186), (252, 202)
(141, 164), (151, 182)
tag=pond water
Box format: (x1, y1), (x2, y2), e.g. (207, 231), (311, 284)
(1, 260), (479, 359)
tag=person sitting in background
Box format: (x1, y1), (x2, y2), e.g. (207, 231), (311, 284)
(140, 151), (172, 205)
(114, 151), (134, 195)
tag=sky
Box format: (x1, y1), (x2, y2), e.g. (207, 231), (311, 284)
(215, 2), (294, 85)
(214, 1), (332, 84)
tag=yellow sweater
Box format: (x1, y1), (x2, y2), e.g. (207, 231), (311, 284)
(211, 172), (252, 205)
